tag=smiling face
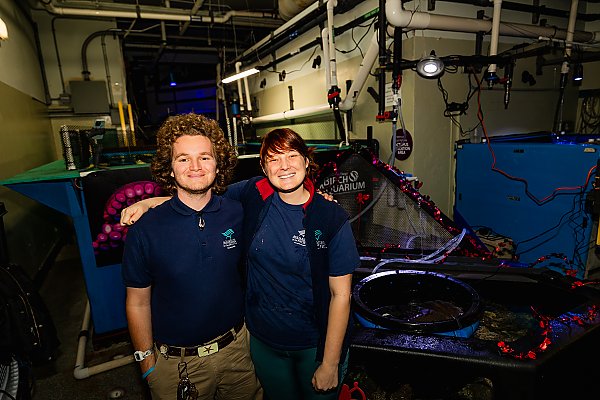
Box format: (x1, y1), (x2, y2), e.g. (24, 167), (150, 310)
(171, 135), (218, 195)
(263, 149), (309, 194)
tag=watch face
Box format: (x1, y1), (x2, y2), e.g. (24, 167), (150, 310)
(134, 349), (152, 361)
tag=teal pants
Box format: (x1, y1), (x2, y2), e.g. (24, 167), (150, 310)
(250, 335), (348, 400)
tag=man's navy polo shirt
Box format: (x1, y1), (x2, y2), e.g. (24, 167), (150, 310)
(122, 194), (244, 346)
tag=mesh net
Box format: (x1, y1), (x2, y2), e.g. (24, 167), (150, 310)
(316, 148), (488, 258)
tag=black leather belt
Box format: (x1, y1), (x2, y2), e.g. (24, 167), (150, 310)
(156, 321), (244, 358)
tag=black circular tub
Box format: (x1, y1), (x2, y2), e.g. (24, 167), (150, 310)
(352, 269), (482, 338)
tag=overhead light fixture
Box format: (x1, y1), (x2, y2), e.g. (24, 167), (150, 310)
(573, 63), (583, 82)
(222, 68), (260, 84)
(0, 17), (8, 41)
(416, 51), (444, 79)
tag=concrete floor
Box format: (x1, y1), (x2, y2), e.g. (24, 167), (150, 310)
(30, 243), (148, 400)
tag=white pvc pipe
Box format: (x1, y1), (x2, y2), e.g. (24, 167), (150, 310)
(238, 0), (332, 61)
(385, 1), (595, 43)
(255, 1), (596, 124)
(562, 0), (580, 75)
(487, 0), (503, 75)
(339, 30), (379, 111)
(235, 62), (245, 110)
(256, 27), (387, 122)
(252, 103), (332, 124)
(321, 28), (331, 89)
(327, 0), (339, 88)
(180, 0), (206, 35)
(243, 76), (252, 115)
(279, 0), (314, 21)
(73, 301), (135, 380)
(45, 2), (278, 25)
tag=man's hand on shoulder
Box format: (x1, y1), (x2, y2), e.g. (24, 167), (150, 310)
(316, 190), (336, 203)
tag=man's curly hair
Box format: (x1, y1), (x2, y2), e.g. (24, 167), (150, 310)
(151, 113), (237, 195)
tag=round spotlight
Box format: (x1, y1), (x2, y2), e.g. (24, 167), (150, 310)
(416, 54), (444, 79)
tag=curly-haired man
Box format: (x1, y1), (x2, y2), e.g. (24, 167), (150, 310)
(121, 113), (262, 399)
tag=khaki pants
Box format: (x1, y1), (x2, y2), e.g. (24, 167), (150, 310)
(147, 325), (262, 400)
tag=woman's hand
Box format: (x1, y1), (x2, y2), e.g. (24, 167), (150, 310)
(120, 196), (170, 225)
(120, 202), (150, 225)
(311, 361), (338, 392)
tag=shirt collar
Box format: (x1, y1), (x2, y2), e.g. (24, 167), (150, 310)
(256, 177), (315, 210)
(169, 192), (220, 215)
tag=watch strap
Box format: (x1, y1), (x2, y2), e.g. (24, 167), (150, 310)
(134, 348), (154, 362)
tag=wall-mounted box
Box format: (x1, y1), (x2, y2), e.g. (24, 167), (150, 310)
(69, 80), (109, 114)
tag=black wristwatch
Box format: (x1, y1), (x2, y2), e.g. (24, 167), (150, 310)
(134, 348), (154, 362)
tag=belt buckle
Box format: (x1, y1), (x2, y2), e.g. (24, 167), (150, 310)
(159, 344), (170, 359)
(197, 342), (219, 358)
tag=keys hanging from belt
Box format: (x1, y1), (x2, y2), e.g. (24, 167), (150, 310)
(177, 362), (198, 400)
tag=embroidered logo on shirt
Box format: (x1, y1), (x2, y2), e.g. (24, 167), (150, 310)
(315, 229), (327, 249)
(292, 230), (306, 247)
(222, 229), (237, 249)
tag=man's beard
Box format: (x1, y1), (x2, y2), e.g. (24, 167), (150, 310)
(174, 179), (215, 195)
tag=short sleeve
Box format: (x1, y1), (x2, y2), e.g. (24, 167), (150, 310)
(328, 221), (360, 276)
(224, 179), (250, 202)
(121, 226), (152, 288)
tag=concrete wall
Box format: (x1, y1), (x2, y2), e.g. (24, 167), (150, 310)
(0, 1), (64, 273)
(0, 1), (127, 273)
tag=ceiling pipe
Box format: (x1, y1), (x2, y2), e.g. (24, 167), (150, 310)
(154, 0), (170, 65)
(123, 43), (222, 52)
(326, 0), (341, 108)
(179, 0), (205, 36)
(339, 30), (381, 112)
(42, 1), (281, 28)
(385, 1), (597, 43)
(236, 0), (332, 64)
(562, 0), (580, 77)
(553, 0), (579, 133)
(252, 103), (333, 124)
(322, 27), (331, 89)
(484, 0), (502, 87)
(254, 27), (386, 124)
(255, 1), (598, 125)
(279, 0), (315, 21)
(411, 0), (600, 22)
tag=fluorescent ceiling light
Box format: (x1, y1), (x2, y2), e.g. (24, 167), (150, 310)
(0, 18), (8, 41)
(222, 68), (260, 84)
(573, 63), (583, 82)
